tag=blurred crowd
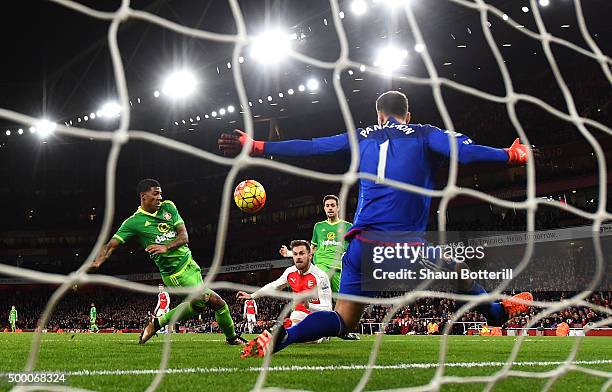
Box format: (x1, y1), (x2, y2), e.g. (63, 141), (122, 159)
(2, 287), (609, 336)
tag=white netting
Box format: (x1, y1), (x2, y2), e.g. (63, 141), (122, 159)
(1, 0), (611, 391)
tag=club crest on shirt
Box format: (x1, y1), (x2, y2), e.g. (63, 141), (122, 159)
(163, 212), (172, 221)
(307, 280), (314, 288)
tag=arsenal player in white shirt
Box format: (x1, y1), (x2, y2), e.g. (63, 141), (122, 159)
(237, 240), (332, 330)
(243, 298), (258, 334)
(155, 284), (170, 334)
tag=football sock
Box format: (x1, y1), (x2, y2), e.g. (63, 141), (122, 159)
(461, 281), (507, 326)
(215, 303), (237, 339)
(274, 311), (345, 353)
(158, 302), (199, 328)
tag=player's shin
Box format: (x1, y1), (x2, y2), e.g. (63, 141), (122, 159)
(158, 302), (199, 328)
(214, 303), (237, 339)
(274, 311), (345, 353)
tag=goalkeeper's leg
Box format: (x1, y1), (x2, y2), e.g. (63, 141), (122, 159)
(317, 262), (360, 340)
(242, 300), (365, 357)
(451, 261), (532, 326)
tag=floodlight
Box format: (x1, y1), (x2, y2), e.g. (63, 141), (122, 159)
(374, 46), (408, 74)
(250, 30), (292, 64)
(36, 119), (57, 138)
(306, 78), (319, 91)
(99, 101), (121, 118)
(161, 70), (198, 99)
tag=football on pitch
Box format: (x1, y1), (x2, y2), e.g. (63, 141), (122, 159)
(234, 179), (266, 213)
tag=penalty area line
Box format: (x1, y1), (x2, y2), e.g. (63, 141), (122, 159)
(8, 359), (611, 377)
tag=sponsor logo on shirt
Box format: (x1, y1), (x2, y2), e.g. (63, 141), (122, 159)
(157, 223), (170, 233)
(321, 239), (342, 246)
(326, 232), (336, 240)
(155, 230), (177, 244)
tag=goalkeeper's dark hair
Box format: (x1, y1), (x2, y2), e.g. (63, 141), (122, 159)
(136, 178), (161, 195)
(323, 194), (339, 205)
(290, 240), (311, 253)
(376, 90), (409, 117)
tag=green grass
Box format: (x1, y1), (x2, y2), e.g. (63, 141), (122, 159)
(0, 333), (610, 391)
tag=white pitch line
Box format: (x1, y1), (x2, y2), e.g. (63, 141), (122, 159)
(4, 360), (610, 377)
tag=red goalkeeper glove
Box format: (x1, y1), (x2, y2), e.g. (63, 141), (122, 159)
(505, 138), (530, 165)
(218, 129), (265, 156)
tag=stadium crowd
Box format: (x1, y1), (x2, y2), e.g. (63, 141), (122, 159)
(2, 287), (609, 335)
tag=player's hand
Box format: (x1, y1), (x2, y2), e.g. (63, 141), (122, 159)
(505, 138), (537, 165)
(85, 260), (102, 274)
(218, 129), (265, 157)
(145, 244), (168, 255)
(279, 245), (289, 257)
(236, 291), (252, 300)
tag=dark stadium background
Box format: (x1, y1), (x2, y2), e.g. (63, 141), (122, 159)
(0, 0), (609, 333)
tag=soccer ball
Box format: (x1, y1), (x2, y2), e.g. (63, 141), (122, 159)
(234, 180), (266, 213)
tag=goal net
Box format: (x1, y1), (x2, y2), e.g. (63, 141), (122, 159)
(0, 0), (611, 391)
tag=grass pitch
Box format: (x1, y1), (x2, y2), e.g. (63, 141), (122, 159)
(0, 333), (610, 391)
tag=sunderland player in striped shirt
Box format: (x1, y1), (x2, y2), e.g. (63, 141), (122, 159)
(155, 284), (170, 334)
(87, 179), (246, 346)
(219, 90), (534, 356)
(236, 240), (332, 353)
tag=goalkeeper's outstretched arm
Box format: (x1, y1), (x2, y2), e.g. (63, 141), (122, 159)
(424, 126), (533, 165)
(218, 129), (349, 157)
(218, 128), (533, 165)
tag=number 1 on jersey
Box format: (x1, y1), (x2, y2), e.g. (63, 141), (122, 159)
(376, 140), (389, 183)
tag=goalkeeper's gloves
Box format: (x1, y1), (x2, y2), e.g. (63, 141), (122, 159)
(505, 138), (532, 165)
(218, 129), (265, 157)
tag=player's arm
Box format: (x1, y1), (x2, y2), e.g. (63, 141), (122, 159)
(253, 300), (258, 316)
(425, 126), (532, 165)
(279, 245), (293, 257)
(237, 270), (290, 299)
(89, 238), (122, 273)
(145, 223), (188, 255)
(243, 302), (247, 318)
(218, 129), (350, 157)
